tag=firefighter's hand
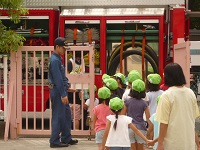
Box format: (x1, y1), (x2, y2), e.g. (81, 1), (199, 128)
(61, 96), (69, 104)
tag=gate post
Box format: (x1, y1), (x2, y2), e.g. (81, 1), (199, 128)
(174, 40), (190, 88)
(8, 52), (17, 139)
(3, 54), (8, 121)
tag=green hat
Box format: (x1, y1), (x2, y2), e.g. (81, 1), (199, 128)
(102, 74), (110, 82)
(128, 70), (142, 83)
(156, 95), (161, 104)
(88, 85), (97, 94)
(104, 78), (118, 90)
(109, 97), (124, 111)
(148, 66), (154, 73)
(132, 79), (145, 92)
(70, 71), (76, 74)
(114, 73), (126, 83)
(98, 87), (111, 99)
(147, 74), (161, 84)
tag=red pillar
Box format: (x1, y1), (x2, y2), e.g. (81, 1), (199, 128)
(159, 16), (165, 78)
(171, 7), (185, 62)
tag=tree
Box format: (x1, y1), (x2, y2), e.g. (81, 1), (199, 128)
(0, 0), (28, 53)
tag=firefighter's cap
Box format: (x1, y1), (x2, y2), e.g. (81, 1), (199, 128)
(54, 37), (68, 49)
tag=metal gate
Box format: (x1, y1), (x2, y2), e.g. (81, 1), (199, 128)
(0, 54), (8, 121)
(5, 45), (95, 138)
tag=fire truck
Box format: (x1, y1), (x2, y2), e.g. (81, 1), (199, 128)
(0, 0), (195, 113)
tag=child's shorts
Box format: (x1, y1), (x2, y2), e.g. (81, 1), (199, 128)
(70, 104), (81, 120)
(128, 128), (146, 144)
(95, 129), (105, 143)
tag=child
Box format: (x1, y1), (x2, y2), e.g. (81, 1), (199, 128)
(101, 97), (151, 150)
(84, 85), (99, 112)
(68, 90), (82, 130)
(146, 96), (161, 150)
(146, 73), (163, 116)
(83, 85), (99, 130)
(92, 87), (113, 150)
(122, 70), (142, 101)
(113, 73), (126, 99)
(102, 73), (110, 86)
(124, 79), (150, 150)
(104, 78), (119, 99)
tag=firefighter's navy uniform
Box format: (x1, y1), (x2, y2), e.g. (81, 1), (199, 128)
(49, 52), (72, 145)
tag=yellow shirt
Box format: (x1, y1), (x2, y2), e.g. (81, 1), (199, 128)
(156, 86), (200, 150)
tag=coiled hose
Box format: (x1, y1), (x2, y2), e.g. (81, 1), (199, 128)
(108, 41), (158, 70)
(107, 49), (158, 76)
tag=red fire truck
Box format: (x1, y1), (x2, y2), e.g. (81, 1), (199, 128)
(0, 0), (192, 112)
(0, 9), (59, 112)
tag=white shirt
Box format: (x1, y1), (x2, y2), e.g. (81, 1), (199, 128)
(122, 89), (131, 101)
(122, 89), (149, 101)
(105, 115), (132, 147)
(85, 98), (99, 112)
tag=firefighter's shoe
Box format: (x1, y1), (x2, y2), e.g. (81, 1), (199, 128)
(68, 139), (78, 145)
(50, 142), (68, 148)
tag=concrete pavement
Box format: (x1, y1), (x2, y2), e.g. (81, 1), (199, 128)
(0, 137), (154, 150)
(0, 138), (98, 150)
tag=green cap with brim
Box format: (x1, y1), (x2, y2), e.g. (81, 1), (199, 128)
(109, 97), (124, 111)
(148, 66), (154, 73)
(132, 79), (145, 92)
(156, 95), (161, 104)
(114, 73), (126, 83)
(147, 73), (162, 84)
(88, 85), (97, 94)
(102, 74), (110, 83)
(128, 70), (142, 83)
(104, 78), (118, 90)
(98, 87), (111, 99)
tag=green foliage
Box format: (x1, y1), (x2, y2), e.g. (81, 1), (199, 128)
(0, 0), (28, 53)
(0, 20), (25, 53)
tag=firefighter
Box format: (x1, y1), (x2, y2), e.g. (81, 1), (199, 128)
(48, 37), (78, 148)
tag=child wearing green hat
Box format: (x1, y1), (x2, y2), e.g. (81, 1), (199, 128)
(92, 87), (113, 150)
(113, 73), (126, 99)
(104, 78), (119, 99)
(124, 79), (150, 150)
(146, 73), (163, 116)
(102, 73), (110, 86)
(101, 97), (151, 150)
(122, 70), (142, 101)
(84, 85), (99, 112)
(83, 85), (99, 130)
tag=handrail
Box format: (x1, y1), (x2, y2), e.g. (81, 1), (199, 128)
(4, 80), (14, 141)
